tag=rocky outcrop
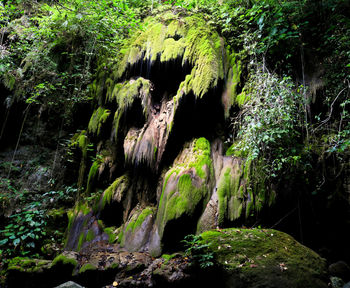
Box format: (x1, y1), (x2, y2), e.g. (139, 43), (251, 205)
(64, 9), (279, 258)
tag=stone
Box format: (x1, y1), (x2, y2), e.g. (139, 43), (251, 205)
(54, 281), (85, 288)
(200, 228), (328, 288)
(329, 277), (345, 288)
(329, 261), (350, 282)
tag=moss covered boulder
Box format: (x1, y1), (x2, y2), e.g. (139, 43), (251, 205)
(200, 228), (328, 288)
(6, 253), (78, 288)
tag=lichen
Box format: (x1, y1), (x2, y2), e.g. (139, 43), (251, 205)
(156, 137), (213, 237)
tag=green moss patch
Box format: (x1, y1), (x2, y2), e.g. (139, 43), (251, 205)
(109, 78), (151, 140)
(99, 174), (129, 211)
(222, 52), (242, 117)
(85, 159), (101, 196)
(113, 12), (227, 99)
(103, 227), (117, 244)
(200, 228), (327, 288)
(156, 137), (213, 237)
(217, 164), (244, 225)
(51, 253), (78, 268)
(88, 107), (111, 135)
(125, 207), (155, 234)
(7, 257), (51, 273)
(120, 207), (155, 247)
(70, 130), (89, 158)
(79, 263), (97, 274)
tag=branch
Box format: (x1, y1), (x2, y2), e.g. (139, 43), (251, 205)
(314, 80), (350, 131)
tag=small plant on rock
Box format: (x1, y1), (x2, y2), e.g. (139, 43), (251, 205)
(182, 234), (214, 269)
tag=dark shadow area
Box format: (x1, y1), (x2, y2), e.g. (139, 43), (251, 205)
(162, 198), (206, 253)
(123, 55), (192, 104)
(98, 198), (126, 228)
(247, 158), (350, 265)
(0, 86), (27, 149)
(161, 81), (225, 169)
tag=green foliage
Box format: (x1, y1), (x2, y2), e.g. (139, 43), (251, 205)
(42, 185), (77, 206)
(231, 67), (304, 177)
(182, 234), (214, 269)
(0, 201), (47, 258)
(0, 178), (75, 259)
(0, 0), (142, 121)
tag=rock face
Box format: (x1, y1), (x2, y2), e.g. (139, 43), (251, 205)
(64, 8), (278, 258)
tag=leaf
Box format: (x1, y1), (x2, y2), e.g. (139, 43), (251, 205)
(0, 238), (8, 245)
(13, 238), (20, 246)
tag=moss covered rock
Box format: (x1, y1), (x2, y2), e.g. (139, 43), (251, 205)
(97, 174), (132, 228)
(110, 78), (152, 141)
(120, 206), (156, 251)
(115, 12), (227, 99)
(200, 228), (328, 288)
(152, 137), (213, 255)
(7, 257), (51, 274)
(65, 203), (108, 252)
(88, 107), (111, 136)
(6, 257), (55, 288)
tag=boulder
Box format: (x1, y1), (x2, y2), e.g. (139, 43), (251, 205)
(329, 261), (350, 282)
(200, 228), (328, 288)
